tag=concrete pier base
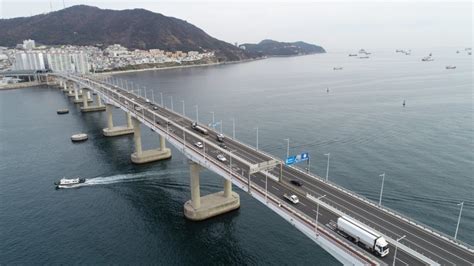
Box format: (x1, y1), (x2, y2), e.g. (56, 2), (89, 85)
(103, 126), (134, 136)
(81, 105), (106, 112)
(131, 148), (172, 164)
(184, 191), (240, 221)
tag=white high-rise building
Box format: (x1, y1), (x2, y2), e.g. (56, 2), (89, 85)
(22, 39), (36, 50)
(46, 52), (89, 74)
(12, 51), (45, 70)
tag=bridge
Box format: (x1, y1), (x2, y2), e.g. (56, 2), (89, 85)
(48, 73), (473, 265)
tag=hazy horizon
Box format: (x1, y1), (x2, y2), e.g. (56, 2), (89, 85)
(1, 1), (472, 51)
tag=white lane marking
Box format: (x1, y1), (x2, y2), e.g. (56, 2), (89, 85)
(312, 209), (323, 216)
(272, 186), (280, 191)
(299, 202), (307, 207)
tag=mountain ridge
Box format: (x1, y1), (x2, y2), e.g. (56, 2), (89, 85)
(0, 5), (250, 62)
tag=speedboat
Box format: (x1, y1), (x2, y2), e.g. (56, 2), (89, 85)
(333, 67), (343, 70)
(421, 56), (434, 61)
(54, 177), (86, 188)
(446, 65), (456, 70)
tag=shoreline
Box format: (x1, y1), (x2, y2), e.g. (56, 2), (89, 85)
(99, 57), (266, 76)
(0, 82), (45, 91)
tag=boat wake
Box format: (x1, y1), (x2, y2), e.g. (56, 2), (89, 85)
(58, 171), (177, 189)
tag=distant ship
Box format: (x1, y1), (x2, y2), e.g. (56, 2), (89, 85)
(348, 54), (357, 57)
(446, 65), (456, 70)
(421, 56), (434, 61)
(359, 56), (370, 59)
(403, 100), (406, 107)
(333, 67), (343, 70)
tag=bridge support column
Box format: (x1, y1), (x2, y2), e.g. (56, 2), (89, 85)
(184, 162), (240, 221)
(103, 105), (134, 137)
(130, 117), (171, 164)
(62, 82), (68, 93)
(81, 89), (106, 112)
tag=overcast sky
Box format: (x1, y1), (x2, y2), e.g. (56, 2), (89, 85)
(1, 0), (472, 51)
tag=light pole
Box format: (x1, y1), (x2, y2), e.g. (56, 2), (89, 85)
(265, 171), (268, 203)
(315, 194), (327, 236)
(195, 105), (199, 123)
(170, 96), (174, 111)
(232, 118), (235, 139)
(160, 92), (164, 107)
(325, 153), (330, 181)
(393, 235), (406, 266)
(181, 100), (185, 116)
(151, 89), (155, 104)
(255, 127), (259, 151)
(144, 87), (147, 99)
(284, 138), (290, 159)
(379, 172), (385, 206)
(454, 201), (464, 240)
(219, 120), (223, 133)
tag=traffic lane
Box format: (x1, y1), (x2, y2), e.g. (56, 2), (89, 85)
(280, 169), (462, 265)
(250, 173), (424, 266)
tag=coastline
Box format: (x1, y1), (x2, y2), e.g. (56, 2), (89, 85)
(99, 57), (267, 76)
(0, 81), (45, 91)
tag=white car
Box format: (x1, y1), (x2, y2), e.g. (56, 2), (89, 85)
(134, 106), (142, 111)
(145, 99), (150, 103)
(194, 142), (204, 149)
(216, 154), (227, 162)
(131, 97), (135, 101)
(153, 106), (158, 110)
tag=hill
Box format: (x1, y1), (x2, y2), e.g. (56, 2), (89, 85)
(240, 39), (325, 56)
(0, 5), (249, 62)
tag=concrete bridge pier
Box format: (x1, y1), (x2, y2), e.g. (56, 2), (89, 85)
(102, 105), (134, 136)
(62, 82), (69, 93)
(81, 89), (106, 112)
(184, 162), (240, 221)
(130, 117), (171, 164)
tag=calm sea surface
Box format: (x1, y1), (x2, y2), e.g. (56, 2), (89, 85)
(1, 49), (472, 264)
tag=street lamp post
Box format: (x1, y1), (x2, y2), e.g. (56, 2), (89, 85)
(315, 194), (327, 236)
(284, 138), (290, 159)
(219, 120), (223, 133)
(393, 235), (406, 266)
(160, 92), (164, 107)
(144, 87), (147, 99)
(454, 201), (464, 240)
(232, 118), (235, 139)
(256, 127), (259, 151)
(170, 96), (174, 111)
(325, 153), (330, 181)
(379, 172), (385, 206)
(151, 90), (155, 104)
(181, 100), (185, 116)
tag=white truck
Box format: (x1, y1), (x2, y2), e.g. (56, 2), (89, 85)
(191, 122), (208, 135)
(336, 216), (389, 257)
(283, 194), (299, 204)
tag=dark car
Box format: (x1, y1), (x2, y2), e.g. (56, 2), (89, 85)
(290, 180), (302, 187)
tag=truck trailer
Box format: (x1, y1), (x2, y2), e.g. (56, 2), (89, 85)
(191, 122), (208, 135)
(336, 216), (389, 257)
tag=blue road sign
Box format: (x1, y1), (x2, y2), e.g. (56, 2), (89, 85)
(286, 152), (309, 165)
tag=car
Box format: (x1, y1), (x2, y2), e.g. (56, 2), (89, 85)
(216, 154), (227, 162)
(194, 142), (204, 149)
(216, 133), (225, 142)
(284, 194), (299, 204)
(134, 106), (142, 111)
(218, 143), (228, 149)
(153, 106), (158, 110)
(290, 180), (302, 187)
(145, 99), (150, 103)
(131, 97), (135, 101)
(124, 100), (128, 105)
